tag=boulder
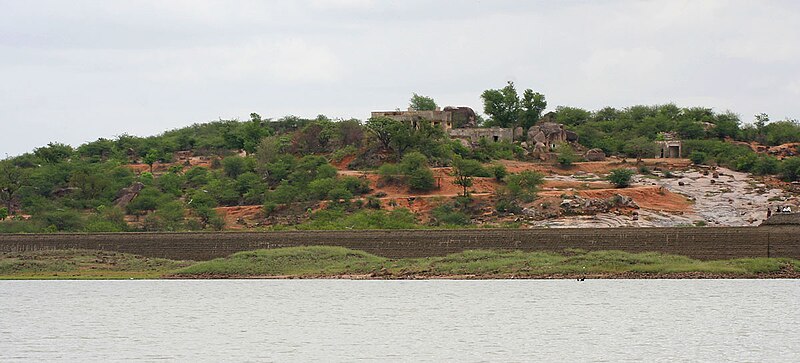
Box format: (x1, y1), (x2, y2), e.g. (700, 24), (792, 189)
(114, 182), (145, 208)
(584, 148), (606, 161)
(565, 130), (579, 142)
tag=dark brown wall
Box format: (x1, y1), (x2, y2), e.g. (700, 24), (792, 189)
(1, 226), (799, 261)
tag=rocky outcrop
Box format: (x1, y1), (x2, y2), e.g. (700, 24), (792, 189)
(113, 182), (145, 208)
(527, 122), (569, 149)
(585, 148), (606, 161)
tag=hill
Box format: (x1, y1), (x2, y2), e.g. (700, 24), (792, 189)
(2, 87), (800, 232)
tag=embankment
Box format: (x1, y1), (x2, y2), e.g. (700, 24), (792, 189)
(1, 226), (799, 261)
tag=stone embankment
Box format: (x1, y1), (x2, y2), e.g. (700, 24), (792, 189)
(1, 226), (798, 261)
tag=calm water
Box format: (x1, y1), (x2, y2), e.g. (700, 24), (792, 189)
(1, 280), (798, 362)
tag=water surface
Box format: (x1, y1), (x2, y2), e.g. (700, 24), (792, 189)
(1, 280), (798, 362)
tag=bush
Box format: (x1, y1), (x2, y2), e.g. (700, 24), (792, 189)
(490, 163), (507, 181)
(263, 201), (278, 216)
(36, 209), (85, 232)
(556, 144), (578, 168)
(689, 151), (708, 165)
(378, 163), (402, 186)
(0, 207), (7, 220)
(126, 187), (166, 215)
(780, 157), (800, 181)
(431, 204), (470, 226)
(366, 196), (382, 209)
(608, 168), (635, 188)
(407, 167), (436, 191)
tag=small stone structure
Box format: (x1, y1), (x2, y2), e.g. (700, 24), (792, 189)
(371, 107), (454, 130)
(448, 127), (513, 143)
(655, 132), (682, 158)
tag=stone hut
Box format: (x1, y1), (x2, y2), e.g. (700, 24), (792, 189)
(655, 132), (682, 158)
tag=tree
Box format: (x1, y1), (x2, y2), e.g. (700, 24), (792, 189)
(623, 137), (656, 162)
(481, 81), (520, 128)
(365, 116), (400, 150)
(495, 171), (544, 213)
(520, 89), (547, 129)
(400, 152), (435, 191)
(34, 142), (74, 164)
(482, 81), (547, 132)
(0, 160), (25, 215)
(143, 149), (160, 173)
(409, 93), (437, 111)
(451, 157), (486, 197)
(608, 168), (635, 188)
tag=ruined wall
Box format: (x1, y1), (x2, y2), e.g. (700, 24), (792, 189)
(448, 127), (513, 143)
(762, 213), (800, 225)
(1, 227), (798, 261)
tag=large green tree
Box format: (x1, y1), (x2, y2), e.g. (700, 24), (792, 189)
(409, 93), (438, 111)
(481, 81), (547, 130)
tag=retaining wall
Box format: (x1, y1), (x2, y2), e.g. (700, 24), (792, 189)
(2, 226), (799, 261)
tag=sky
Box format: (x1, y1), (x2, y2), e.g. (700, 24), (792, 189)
(2, 0), (799, 157)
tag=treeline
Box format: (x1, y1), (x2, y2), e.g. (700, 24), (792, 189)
(551, 104), (800, 180)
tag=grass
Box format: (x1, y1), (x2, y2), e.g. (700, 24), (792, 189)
(0, 249), (193, 279)
(2, 247), (798, 279)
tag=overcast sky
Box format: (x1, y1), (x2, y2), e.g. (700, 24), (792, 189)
(2, 0), (799, 156)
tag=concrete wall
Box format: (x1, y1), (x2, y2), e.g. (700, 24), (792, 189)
(2, 226), (799, 261)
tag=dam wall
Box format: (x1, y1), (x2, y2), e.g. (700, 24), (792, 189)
(1, 227), (799, 261)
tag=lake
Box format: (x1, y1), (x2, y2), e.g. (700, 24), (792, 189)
(1, 280), (798, 362)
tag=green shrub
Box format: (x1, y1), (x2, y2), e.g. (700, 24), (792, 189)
(689, 151), (708, 165)
(407, 167), (436, 191)
(780, 157), (800, 181)
(490, 163), (507, 181)
(556, 144), (578, 167)
(0, 207), (7, 220)
(608, 168), (635, 188)
(263, 201), (278, 216)
(378, 163), (402, 186)
(431, 204), (470, 226)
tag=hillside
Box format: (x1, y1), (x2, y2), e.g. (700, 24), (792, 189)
(2, 90), (800, 233)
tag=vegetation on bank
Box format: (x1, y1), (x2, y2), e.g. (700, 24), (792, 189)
(0, 250), (192, 279)
(4, 247), (796, 279)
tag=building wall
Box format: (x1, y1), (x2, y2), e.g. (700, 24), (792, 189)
(448, 127), (513, 143)
(656, 141), (682, 158)
(1, 226), (798, 261)
(371, 110), (453, 130)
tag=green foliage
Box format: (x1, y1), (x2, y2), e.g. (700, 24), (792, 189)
(296, 208), (418, 230)
(0, 207), (6, 220)
(623, 137), (656, 160)
(409, 93), (438, 111)
(34, 143), (74, 164)
(555, 144), (577, 168)
(400, 152), (436, 191)
(780, 157), (800, 181)
(495, 171), (544, 213)
(489, 163), (507, 181)
(451, 157), (488, 196)
(481, 81), (547, 129)
(689, 151), (708, 165)
(35, 209), (85, 232)
(608, 168), (635, 188)
(431, 204), (470, 226)
(126, 187), (168, 215)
